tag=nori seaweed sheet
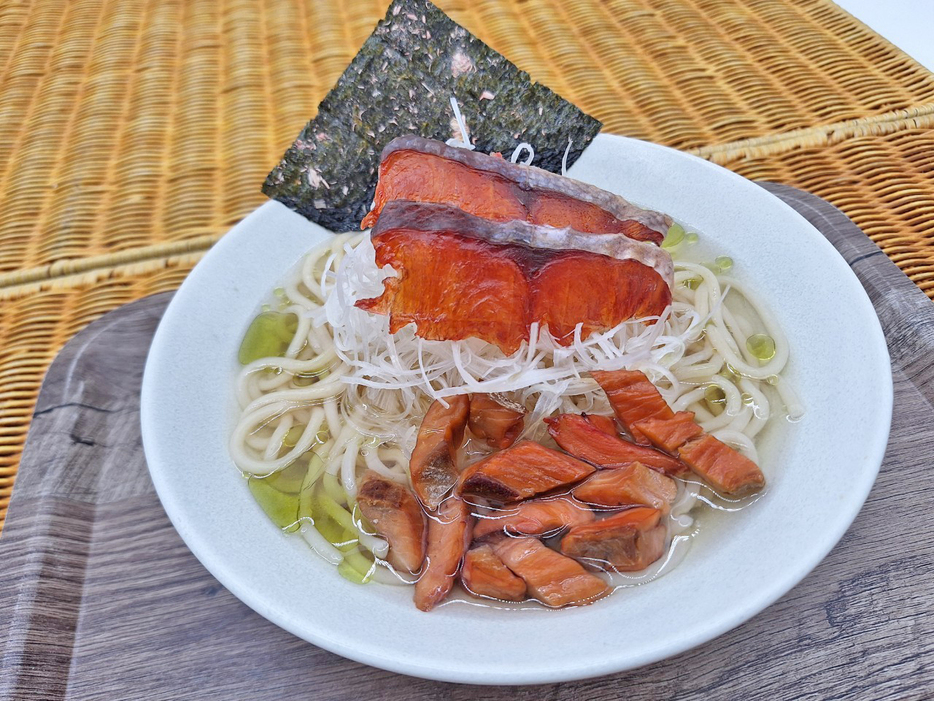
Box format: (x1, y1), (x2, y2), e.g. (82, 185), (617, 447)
(263, 0), (603, 232)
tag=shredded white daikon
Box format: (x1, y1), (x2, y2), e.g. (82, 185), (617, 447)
(445, 96), (475, 151)
(561, 138), (573, 176)
(510, 142), (535, 165)
(313, 236), (703, 413)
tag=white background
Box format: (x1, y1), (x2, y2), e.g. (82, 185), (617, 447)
(834, 0), (934, 72)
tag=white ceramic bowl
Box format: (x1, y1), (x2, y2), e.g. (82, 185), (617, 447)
(141, 134), (892, 684)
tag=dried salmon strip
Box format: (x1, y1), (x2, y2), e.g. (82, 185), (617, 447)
(357, 471), (427, 573)
(571, 463), (678, 511)
(531, 251), (671, 345)
(366, 200), (674, 283)
(414, 497), (474, 612)
(590, 370), (766, 496)
(361, 136), (671, 244)
(409, 396), (470, 510)
(634, 411), (704, 454)
(679, 434), (765, 497)
(358, 226), (530, 353)
(584, 413), (619, 437)
(461, 544), (527, 602)
(561, 507), (667, 572)
(494, 537), (609, 607)
(472, 495), (595, 539)
(545, 413), (687, 476)
(591, 369), (675, 444)
(457, 440), (595, 503)
(357, 202), (672, 354)
(468, 394), (526, 449)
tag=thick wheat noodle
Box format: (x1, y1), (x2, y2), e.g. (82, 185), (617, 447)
(231, 406), (326, 475)
(701, 403), (750, 433)
(254, 371), (293, 394)
(245, 433), (272, 451)
(362, 447), (407, 482)
(263, 414), (294, 461)
(740, 378), (771, 438)
(286, 311), (313, 358)
(723, 405), (754, 434)
(706, 276), (790, 379)
(237, 353), (339, 406)
(721, 306), (755, 362)
(672, 386), (708, 411)
(324, 396), (342, 438)
(341, 437), (361, 498)
(691, 405), (717, 423)
(239, 369), (347, 415)
(299, 523), (344, 565)
(678, 344), (715, 366)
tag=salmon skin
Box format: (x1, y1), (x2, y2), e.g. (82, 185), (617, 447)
(414, 497), (474, 612)
(561, 507), (667, 572)
(461, 544), (527, 602)
(361, 136), (671, 244)
(572, 463), (678, 512)
(634, 411), (704, 453)
(545, 413), (687, 476)
(457, 440), (595, 503)
(494, 537), (609, 607)
(409, 396), (470, 510)
(468, 394), (525, 449)
(473, 495), (595, 539)
(591, 370), (674, 444)
(356, 471), (427, 573)
(356, 201), (672, 355)
(678, 434), (766, 496)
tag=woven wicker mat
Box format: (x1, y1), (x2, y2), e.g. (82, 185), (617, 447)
(1, 0), (934, 529)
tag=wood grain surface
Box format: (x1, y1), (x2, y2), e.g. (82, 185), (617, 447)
(1, 185), (932, 700)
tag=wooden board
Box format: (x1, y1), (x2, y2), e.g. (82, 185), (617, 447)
(1, 184), (932, 700)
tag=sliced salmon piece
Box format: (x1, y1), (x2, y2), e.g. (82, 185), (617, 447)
(409, 395), (470, 510)
(414, 497), (474, 612)
(561, 507), (667, 572)
(473, 495), (595, 539)
(361, 136), (670, 245)
(545, 413), (686, 476)
(633, 411), (704, 453)
(356, 471), (427, 573)
(572, 463), (677, 511)
(468, 394), (526, 449)
(457, 440), (595, 503)
(357, 222), (531, 354)
(585, 413), (618, 437)
(678, 434), (766, 496)
(591, 369), (675, 444)
(461, 544), (527, 601)
(356, 202), (672, 355)
(529, 252), (672, 346)
(493, 537), (609, 607)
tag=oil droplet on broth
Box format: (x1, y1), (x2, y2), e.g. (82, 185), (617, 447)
(746, 333), (776, 361)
